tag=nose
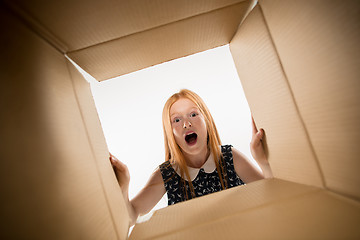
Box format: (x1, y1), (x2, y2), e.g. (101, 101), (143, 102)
(183, 121), (192, 129)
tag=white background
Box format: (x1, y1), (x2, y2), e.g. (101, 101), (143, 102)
(78, 45), (257, 216)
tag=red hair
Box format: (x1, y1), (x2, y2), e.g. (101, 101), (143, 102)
(162, 89), (228, 199)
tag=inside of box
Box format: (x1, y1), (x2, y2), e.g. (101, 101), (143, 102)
(85, 44), (257, 216)
(1, 0), (359, 239)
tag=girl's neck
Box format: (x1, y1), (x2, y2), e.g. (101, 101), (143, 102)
(183, 147), (210, 168)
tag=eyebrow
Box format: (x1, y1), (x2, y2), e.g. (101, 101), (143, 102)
(170, 107), (198, 117)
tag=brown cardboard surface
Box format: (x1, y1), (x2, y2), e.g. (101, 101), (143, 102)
(130, 179), (317, 239)
(130, 179), (360, 239)
(229, 5), (324, 188)
(6, 0), (248, 52)
(153, 191), (360, 240)
(0, 5), (121, 239)
(259, 0), (360, 200)
(68, 1), (251, 81)
(2, 0), (360, 239)
(66, 61), (130, 238)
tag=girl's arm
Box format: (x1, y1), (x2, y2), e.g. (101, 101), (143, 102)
(110, 154), (165, 226)
(232, 117), (273, 183)
(232, 147), (265, 183)
(131, 168), (165, 222)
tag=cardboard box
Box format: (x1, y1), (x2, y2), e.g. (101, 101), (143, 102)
(1, 0), (359, 239)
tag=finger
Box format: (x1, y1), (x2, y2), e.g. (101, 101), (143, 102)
(109, 153), (116, 164)
(109, 152), (116, 160)
(109, 154), (118, 165)
(252, 132), (261, 145)
(251, 128), (264, 146)
(110, 156), (127, 170)
(109, 153), (121, 163)
(251, 115), (258, 135)
(257, 128), (264, 140)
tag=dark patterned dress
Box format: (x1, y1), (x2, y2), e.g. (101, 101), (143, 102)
(159, 145), (245, 205)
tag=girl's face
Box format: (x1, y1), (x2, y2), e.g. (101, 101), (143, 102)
(170, 98), (208, 156)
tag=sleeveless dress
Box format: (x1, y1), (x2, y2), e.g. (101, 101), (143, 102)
(159, 145), (245, 205)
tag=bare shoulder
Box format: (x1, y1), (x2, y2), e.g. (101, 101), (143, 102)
(231, 146), (264, 183)
(231, 146), (253, 172)
(231, 146), (248, 162)
(145, 167), (164, 187)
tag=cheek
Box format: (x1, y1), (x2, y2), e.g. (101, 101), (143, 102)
(172, 126), (184, 146)
(194, 117), (207, 131)
(172, 125), (182, 138)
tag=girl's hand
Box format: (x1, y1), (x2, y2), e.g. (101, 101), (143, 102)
(109, 153), (130, 194)
(250, 116), (267, 165)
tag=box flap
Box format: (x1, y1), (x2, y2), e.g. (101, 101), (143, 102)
(6, 0), (248, 52)
(230, 5), (324, 188)
(0, 5), (124, 238)
(68, 1), (251, 81)
(130, 179), (360, 239)
(66, 60), (130, 238)
(5, 0), (253, 81)
(259, 0), (360, 199)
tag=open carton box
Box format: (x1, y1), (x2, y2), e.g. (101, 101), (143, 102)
(1, 0), (359, 239)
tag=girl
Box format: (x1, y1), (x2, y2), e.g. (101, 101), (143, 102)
(110, 89), (272, 226)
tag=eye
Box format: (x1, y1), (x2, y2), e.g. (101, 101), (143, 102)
(190, 112), (197, 117)
(173, 118), (181, 123)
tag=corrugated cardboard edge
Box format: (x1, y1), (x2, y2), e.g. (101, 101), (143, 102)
(66, 60), (131, 239)
(68, 1), (252, 81)
(129, 179), (317, 239)
(130, 179), (360, 239)
(0, 4), (122, 238)
(3, 0), (249, 55)
(229, 4), (324, 187)
(150, 189), (360, 239)
(259, 0), (360, 200)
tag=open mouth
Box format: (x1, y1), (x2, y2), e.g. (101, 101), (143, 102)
(185, 132), (198, 145)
